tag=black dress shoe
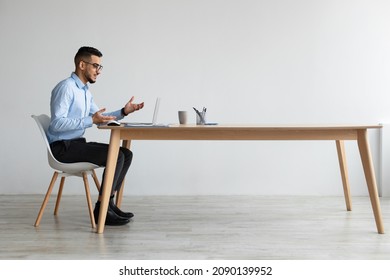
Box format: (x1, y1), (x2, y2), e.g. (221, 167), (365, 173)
(109, 196), (134, 219)
(94, 202), (130, 226)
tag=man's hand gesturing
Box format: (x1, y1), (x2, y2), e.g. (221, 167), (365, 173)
(92, 108), (116, 124)
(123, 96), (145, 115)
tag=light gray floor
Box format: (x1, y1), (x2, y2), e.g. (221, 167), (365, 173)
(0, 194), (389, 260)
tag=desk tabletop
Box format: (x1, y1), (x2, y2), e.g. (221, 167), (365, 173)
(98, 123), (382, 130)
(98, 123), (382, 141)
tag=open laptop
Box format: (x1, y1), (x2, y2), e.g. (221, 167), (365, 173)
(123, 97), (163, 127)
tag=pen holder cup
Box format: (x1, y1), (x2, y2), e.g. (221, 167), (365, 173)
(196, 112), (206, 125)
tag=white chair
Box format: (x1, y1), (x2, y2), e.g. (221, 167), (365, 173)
(31, 114), (101, 228)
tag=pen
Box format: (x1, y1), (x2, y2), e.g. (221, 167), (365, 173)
(193, 107), (205, 124)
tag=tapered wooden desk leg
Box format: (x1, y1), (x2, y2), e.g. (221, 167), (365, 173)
(357, 129), (384, 234)
(116, 140), (131, 208)
(96, 130), (121, 234)
(336, 140), (352, 211)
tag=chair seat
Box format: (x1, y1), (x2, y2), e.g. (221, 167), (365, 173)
(48, 156), (100, 175)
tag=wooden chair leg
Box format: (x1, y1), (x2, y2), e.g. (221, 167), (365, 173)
(54, 176), (65, 215)
(83, 172), (96, 228)
(34, 172), (58, 227)
(91, 169), (101, 192)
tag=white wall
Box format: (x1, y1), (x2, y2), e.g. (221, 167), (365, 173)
(1, 0), (390, 196)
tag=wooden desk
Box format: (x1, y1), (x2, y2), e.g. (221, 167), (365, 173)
(97, 124), (384, 234)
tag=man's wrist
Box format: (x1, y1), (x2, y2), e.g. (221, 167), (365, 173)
(121, 107), (128, 116)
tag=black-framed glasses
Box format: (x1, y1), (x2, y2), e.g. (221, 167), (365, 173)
(83, 61), (103, 71)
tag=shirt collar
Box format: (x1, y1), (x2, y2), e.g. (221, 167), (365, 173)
(71, 72), (89, 91)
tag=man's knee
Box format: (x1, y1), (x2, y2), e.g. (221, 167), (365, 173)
(119, 148), (133, 164)
(122, 148), (132, 158)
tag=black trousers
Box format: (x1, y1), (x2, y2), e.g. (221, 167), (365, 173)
(50, 138), (133, 196)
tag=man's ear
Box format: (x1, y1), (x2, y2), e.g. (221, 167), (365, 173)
(78, 60), (86, 70)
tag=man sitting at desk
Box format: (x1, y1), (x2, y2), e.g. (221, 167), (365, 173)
(47, 46), (144, 226)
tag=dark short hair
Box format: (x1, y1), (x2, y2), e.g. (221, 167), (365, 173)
(74, 46), (103, 66)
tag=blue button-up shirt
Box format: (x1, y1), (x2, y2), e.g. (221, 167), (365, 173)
(47, 73), (123, 143)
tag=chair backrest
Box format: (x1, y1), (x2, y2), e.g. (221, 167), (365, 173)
(31, 114), (99, 174)
(31, 114), (55, 158)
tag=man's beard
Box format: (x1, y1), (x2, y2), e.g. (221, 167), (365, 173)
(87, 77), (96, 84)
